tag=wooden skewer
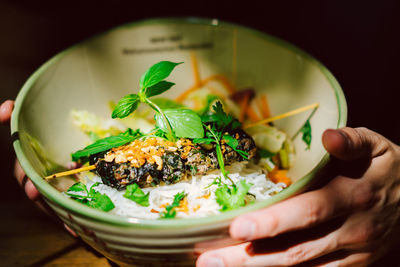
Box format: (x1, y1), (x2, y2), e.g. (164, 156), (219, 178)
(45, 165), (96, 180)
(244, 103), (319, 129)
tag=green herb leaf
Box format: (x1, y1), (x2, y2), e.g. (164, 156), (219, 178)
(257, 149), (276, 158)
(66, 182), (88, 194)
(160, 192), (186, 219)
(222, 135), (238, 148)
(123, 184), (150, 206)
(86, 191), (115, 212)
(155, 109), (204, 139)
(215, 179), (253, 211)
(300, 120), (312, 150)
(193, 137), (215, 145)
(140, 61), (182, 90)
(151, 97), (185, 109)
(71, 129), (142, 162)
(145, 81), (175, 98)
(65, 182), (115, 212)
(111, 94), (140, 119)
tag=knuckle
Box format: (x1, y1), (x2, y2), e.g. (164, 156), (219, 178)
(265, 211), (280, 236)
(283, 245), (307, 266)
(303, 199), (323, 226)
(351, 181), (374, 210)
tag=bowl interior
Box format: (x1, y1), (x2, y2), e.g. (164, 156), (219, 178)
(12, 18), (346, 227)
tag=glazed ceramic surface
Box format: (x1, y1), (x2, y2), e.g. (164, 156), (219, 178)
(11, 18), (346, 266)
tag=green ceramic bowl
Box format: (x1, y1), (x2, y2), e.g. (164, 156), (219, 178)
(11, 17), (346, 266)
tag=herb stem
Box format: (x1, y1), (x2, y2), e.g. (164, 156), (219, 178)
(145, 98), (175, 141)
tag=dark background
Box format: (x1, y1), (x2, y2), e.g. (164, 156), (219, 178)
(0, 0), (399, 264)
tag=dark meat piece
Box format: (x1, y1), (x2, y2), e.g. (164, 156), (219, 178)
(90, 130), (257, 189)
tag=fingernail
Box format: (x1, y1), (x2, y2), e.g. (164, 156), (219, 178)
(204, 257), (225, 267)
(236, 219), (255, 240)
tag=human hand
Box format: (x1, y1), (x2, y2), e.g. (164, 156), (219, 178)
(197, 127), (400, 266)
(1, 100), (41, 201)
(1, 100), (77, 236)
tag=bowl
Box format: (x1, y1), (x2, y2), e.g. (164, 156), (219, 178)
(11, 17), (347, 266)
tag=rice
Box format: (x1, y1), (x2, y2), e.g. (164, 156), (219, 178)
(82, 162), (286, 219)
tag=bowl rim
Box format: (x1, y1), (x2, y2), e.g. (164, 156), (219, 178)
(11, 17), (347, 229)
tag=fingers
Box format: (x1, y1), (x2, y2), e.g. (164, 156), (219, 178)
(14, 160), (41, 201)
(197, 231), (339, 267)
(0, 100), (14, 124)
(319, 252), (372, 267)
(322, 127), (389, 161)
(229, 182), (352, 241)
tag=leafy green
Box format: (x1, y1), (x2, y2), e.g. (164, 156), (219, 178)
(151, 98), (185, 109)
(160, 192), (186, 219)
(71, 128), (143, 162)
(215, 179), (253, 211)
(201, 102), (241, 131)
(123, 184), (150, 206)
(257, 148), (276, 158)
(155, 109), (204, 139)
(111, 94), (140, 119)
(66, 182), (115, 212)
(140, 61), (182, 90)
(145, 81), (175, 98)
(222, 135), (249, 159)
(300, 120), (312, 150)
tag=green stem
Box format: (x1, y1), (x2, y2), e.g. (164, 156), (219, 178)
(207, 125), (235, 185)
(145, 97), (175, 142)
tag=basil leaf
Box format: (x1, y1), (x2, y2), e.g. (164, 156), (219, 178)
(145, 81), (175, 98)
(155, 109), (204, 139)
(86, 191), (115, 212)
(140, 61), (182, 89)
(123, 184), (150, 207)
(111, 94), (140, 119)
(71, 129), (142, 162)
(151, 97), (185, 109)
(215, 179), (253, 211)
(300, 120), (312, 150)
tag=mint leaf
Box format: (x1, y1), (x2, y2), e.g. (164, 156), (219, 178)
(300, 120), (312, 150)
(222, 135), (239, 149)
(155, 109), (204, 139)
(123, 184), (150, 207)
(215, 179), (253, 211)
(71, 129), (142, 162)
(67, 182), (88, 194)
(112, 94), (140, 119)
(140, 61), (182, 89)
(160, 192), (186, 219)
(145, 81), (175, 98)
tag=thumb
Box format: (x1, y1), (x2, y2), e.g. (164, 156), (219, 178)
(322, 127), (388, 161)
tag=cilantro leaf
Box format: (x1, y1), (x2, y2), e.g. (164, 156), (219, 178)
(111, 94), (140, 119)
(123, 184), (150, 206)
(86, 191), (115, 212)
(160, 192), (186, 219)
(300, 120), (312, 150)
(155, 109), (204, 139)
(71, 129), (143, 162)
(140, 61), (182, 90)
(215, 179), (253, 211)
(145, 81), (175, 98)
(223, 135), (249, 159)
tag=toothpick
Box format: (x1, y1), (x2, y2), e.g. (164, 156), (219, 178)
(244, 103), (319, 129)
(45, 165), (96, 180)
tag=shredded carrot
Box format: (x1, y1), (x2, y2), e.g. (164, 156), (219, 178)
(176, 84), (201, 103)
(258, 95), (271, 118)
(246, 101), (261, 122)
(206, 85), (227, 100)
(202, 74), (236, 95)
(150, 209), (159, 213)
(239, 93), (250, 122)
(176, 197), (189, 214)
(191, 53), (201, 87)
(268, 168), (292, 186)
(197, 192), (211, 199)
(193, 205), (201, 212)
